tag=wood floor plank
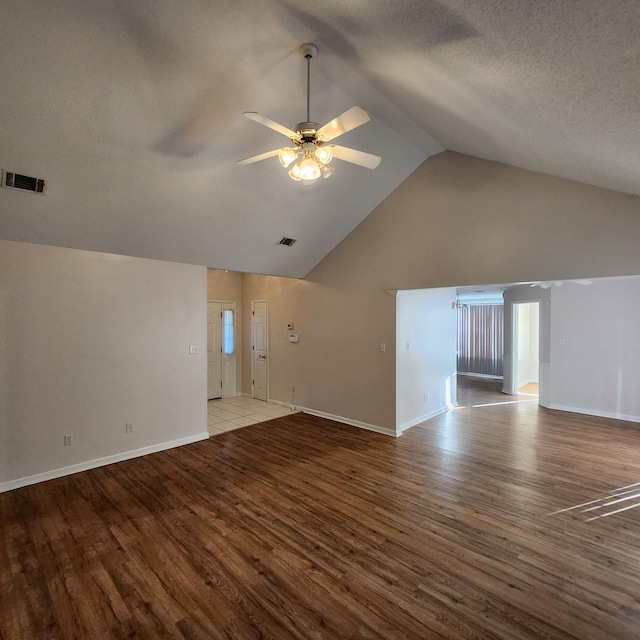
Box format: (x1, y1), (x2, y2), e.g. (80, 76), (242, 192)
(3, 378), (640, 638)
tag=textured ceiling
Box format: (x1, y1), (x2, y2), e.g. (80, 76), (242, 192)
(1, 0), (638, 277)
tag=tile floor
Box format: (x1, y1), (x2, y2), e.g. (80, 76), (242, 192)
(207, 396), (297, 436)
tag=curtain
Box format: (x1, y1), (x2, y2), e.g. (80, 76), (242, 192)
(457, 304), (504, 376)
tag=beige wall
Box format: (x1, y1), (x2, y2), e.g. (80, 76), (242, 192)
(241, 273), (397, 431)
(239, 151), (640, 433)
(1, 240), (207, 491)
(7, 152), (639, 488)
(319, 151), (640, 291)
(207, 268), (243, 301)
(207, 268), (243, 394)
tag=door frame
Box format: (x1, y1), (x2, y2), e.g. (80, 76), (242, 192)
(502, 290), (545, 397)
(512, 300), (540, 393)
(208, 298), (237, 399)
(207, 300), (223, 400)
(251, 299), (269, 401)
(222, 301), (237, 398)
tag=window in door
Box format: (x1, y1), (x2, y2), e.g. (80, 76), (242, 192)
(223, 309), (234, 355)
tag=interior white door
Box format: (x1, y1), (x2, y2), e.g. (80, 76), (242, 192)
(207, 301), (222, 399)
(252, 300), (268, 401)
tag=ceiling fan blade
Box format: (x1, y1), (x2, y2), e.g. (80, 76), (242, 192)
(237, 148), (283, 165)
(243, 112), (298, 140)
(330, 145), (381, 169)
(317, 106), (371, 142)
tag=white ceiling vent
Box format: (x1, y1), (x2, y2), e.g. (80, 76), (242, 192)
(2, 170), (45, 194)
(278, 237), (297, 247)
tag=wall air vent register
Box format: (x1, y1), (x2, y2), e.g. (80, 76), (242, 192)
(2, 170), (46, 193)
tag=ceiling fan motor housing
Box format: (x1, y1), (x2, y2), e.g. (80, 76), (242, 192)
(294, 122), (322, 143)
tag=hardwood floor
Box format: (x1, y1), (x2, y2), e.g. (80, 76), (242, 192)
(3, 381), (640, 639)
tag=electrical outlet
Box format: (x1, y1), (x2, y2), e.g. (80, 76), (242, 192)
(64, 434), (73, 446)
(379, 342), (386, 352)
(125, 422), (134, 433)
(291, 386), (296, 393)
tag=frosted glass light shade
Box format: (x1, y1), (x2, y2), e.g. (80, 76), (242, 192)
(320, 163), (334, 179)
(315, 146), (333, 164)
(298, 156), (321, 180)
(288, 162), (302, 181)
(279, 148), (298, 168)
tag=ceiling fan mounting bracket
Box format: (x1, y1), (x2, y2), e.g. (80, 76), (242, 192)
(300, 43), (318, 59)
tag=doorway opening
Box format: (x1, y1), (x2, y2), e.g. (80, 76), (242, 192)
(456, 294), (504, 379)
(513, 301), (539, 397)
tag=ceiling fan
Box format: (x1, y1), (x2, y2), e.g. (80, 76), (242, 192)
(237, 43), (381, 182)
(533, 279), (592, 288)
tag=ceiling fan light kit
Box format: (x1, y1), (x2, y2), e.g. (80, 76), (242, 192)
(238, 43), (380, 183)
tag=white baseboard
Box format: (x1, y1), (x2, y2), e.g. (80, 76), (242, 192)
(238, 395), (396, 437)
(299, 407), (396, 437)
(547, 404), (640, 424)
(0, 432), (209, 493)
(268, 397), (295, 410)
(397, 406), (448, 434)
(239, 393), (293, 410)
(458, 372), (504, 380)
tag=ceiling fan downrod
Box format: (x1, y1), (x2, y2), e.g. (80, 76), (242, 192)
(237, 41), (380, 179)
(301, 43), (317, 125)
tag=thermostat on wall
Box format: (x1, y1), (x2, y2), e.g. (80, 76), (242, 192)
(288, 333), (299, 343)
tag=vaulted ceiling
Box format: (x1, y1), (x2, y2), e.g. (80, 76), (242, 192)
(1, 0), (638, 277)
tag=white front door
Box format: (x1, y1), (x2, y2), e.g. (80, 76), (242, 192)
(252, 300), (268, 401)
(207, 301), (222, 399)
(222, 302), (236, 398)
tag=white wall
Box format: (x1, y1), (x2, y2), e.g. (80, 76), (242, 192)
(0, 240), (208, 491)
(528, 306), (540, 384)
(549, 277), (640, 422)
(396, 288), (457, 434)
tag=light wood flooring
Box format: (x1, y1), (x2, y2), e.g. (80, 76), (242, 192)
(3, 379), (640, 639)
(517, 381), (539, 396)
